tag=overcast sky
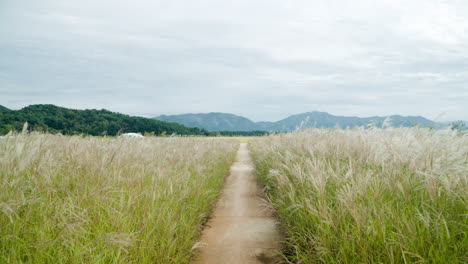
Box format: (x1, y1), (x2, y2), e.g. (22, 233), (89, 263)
(1, 0), (467, 121)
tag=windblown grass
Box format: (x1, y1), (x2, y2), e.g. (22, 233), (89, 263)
(250, 128), (467, 263)
(0, 133), (238, 263)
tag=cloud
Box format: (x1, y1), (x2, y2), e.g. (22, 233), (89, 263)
(0, 0), (467, 121)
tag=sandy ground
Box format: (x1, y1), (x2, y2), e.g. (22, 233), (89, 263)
(191, 143), (281, 264)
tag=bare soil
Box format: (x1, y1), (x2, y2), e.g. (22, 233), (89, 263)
(191, 143), (281, 264)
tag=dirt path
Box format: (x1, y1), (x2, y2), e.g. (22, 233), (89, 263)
(192, 143), (281, 264)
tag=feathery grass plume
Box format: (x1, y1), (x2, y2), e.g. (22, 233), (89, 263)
(250, 127), (467, 263)
(0, 133), (238, 263)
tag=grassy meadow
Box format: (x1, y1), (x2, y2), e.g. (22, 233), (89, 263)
(1, 127), (467, 264)
(250, 128), (467, 263)
(0, 133), (238, 263)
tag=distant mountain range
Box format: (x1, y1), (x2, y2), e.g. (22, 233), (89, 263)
(1, 105), (464, 135)
(154, 111), (459, 131)
(0, 104), (269, 136)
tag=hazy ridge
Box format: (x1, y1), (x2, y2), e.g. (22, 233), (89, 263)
(154, 111), (455, 131)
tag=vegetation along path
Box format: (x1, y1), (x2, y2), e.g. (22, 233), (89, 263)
(192, 143), (281, 264)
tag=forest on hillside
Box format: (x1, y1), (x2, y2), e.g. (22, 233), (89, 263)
(0, 105), (267, 136)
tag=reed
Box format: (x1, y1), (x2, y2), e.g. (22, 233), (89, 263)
(0, 133), (238, 263)
(250, 128), (467, 263)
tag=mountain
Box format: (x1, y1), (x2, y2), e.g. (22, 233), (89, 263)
(154, 111), (439, 131)
(261, 112), (436, 131)
(155, 113), (261, 131)
(1, 104), (449, 136)
(0, 104), (212, 136)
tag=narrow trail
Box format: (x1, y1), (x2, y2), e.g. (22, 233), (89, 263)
(192, 143), (281, 264)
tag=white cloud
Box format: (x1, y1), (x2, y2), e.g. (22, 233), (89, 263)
(0, 0), (467, 121)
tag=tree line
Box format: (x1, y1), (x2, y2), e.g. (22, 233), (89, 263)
(0, 104), (268, 136)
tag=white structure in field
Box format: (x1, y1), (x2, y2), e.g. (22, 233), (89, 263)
(120, 133), (144, 138)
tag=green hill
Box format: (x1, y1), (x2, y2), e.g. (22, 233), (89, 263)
(154, 111), (438, 132)
(0, 104), (211, 136)
(155, 113), (260, 131)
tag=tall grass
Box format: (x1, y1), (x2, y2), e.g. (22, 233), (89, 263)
(250, 128), (467, 263)
(0, 133), (238, 263)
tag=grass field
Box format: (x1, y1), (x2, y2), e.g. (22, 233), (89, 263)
(0, 133), (238, 263)
(2, 128), (466, 263)
(250, 128), (467, 263)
